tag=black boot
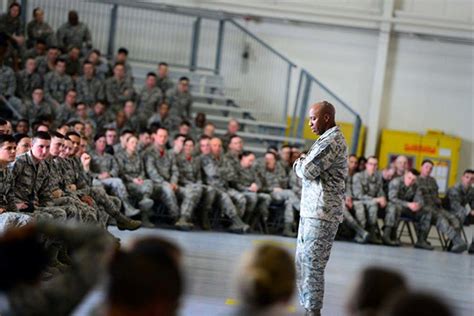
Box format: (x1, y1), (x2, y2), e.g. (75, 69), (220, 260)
(368, 225), (382, 244)
(175, 216), (194, 231)
(229, 216), (250, 234)
(468, 242), (474, 254)
(450, 234), (467, 253)
(141, 211), (155, 228)
(353, 225), (369, 243)
(382, 226), (397, 246)
(414, 231), (434, 250)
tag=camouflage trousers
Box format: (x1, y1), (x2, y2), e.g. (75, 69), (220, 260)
(177, 183), (203, 218)
(213, 188), (238, 218)
(0, 212), (33, 234)
(430, 207), (462, 241)
(353, 200), (379, 227)
(385, 203), (432, 235)
(94, 177), (130, 201)
(296, 217), (339, 311)
(241, 192), (271, 220)
(270, 189), (299, 224)
(447, 205), (470, 225)
(152, 182), (180, 218)
(32, 206), (68, 222)
(342, 206), (362, 232)
(200, 185), (216, 213)
(48, 196), (98, 224)
(226, 188), (247, 218)
(125, 179), (154, 201)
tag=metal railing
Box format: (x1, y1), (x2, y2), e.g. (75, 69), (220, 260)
(290, 69), (362, 154)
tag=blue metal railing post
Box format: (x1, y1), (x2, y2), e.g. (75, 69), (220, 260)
(20, 0), (28, 26)
(296, 72), (312, 139)
(214, 19), (225, 75)
(107, 4), (119, 58)
(190, 17), (202, 71)
(291, 69), (304, 138)
(283, 63), (292, 134)
(351, 115), (362, 155)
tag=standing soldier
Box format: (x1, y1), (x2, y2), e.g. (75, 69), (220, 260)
(104, 63), (135, 114)
(56, 10), (92, 53)
(138, 72), (163, 123)
(157, 62), (174, 94)
(26, 7), (55, 48)
(352, 156), (386, 244)
(166, 76), (192, 120)
(293, 101), (347, 316)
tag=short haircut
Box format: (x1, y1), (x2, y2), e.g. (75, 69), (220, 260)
(463, 169), (474, 175)
(179, 120), (191, 127)
(179, 76), (189, 82)
(33, 131), (51, 141)
(120, 129), (134, 137)
(65, 131), (81, 139)
(49, 131), (65, 139)
(199, 135), (211, 141)
(265, 151), (278, 160)
(184, 137), (195, 145)
(228, 135), (241, 144)
(16, 119), (29, 125)
(367, 155), (378, 161)
(157, 127), (169, 134)
(90, 49), (101, 56)
(173, 133), (186, 141)
(266, 145), (278, 153)
(138, 128), (150, 135)
(106, 127), (117, 133)
(0, 134), (15, 146)
(83, 61), (93, 67)
(421, 159), (434, 166)
(117, 47), (129, 55)
(146, 72), (157, 78)
(204, 122), (215, 128)
(407, 168), (420, 176)
(0, 118), (7, 126)
(349, 154), (358, 159)
(158, 62), (168, 67)
(239, 151), (254, 160)
(56, 58), (66, 65)
(94, 133), (106, 142)
(35, 38), (46, 46)
(113, 62), (125, 69)
(280, 144), (290, 150)
(13, 133), (29, 144)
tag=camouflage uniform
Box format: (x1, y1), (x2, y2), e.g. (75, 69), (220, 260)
(35, 56), (54, 78)
(0, 13), (23, 37)
(166, 88), (193, 119)
(341, 174), (365, 234)
(56, 22), (92, 51)
(147, 113), (177, 131)
(15, 69), (43, 101)
(89, 150), (134, 205)
(1, 222), (115, 316)
(293, 126), (347, 311)
(260, 163), (298, 224)
(104, 76), (135, 113)
(352, 171), (385, 228)
(21, 100), (55, 123)
(55, 102), (76, 126)
(416, 176), (462, 241)
(115, 150), (153, 200)
(176, 154), (206, 219)
(138, 86), (163, 121)
(446, 182), (473, 224)
(61, 54), (81, 77)
(75, 75), (104, 106)
(11, 152), (68, 221)
(200, 154), (243, 218)
(157, 76), (174, 94)
(0, 63), (16, 98)
(387, 176), (431, 233)
(43, 71), (74, 105)
(289, 169), (302, 197)
(145, 147), (180, 217)
(26, 20), (55, 47)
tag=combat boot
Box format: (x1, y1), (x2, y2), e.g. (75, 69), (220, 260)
(282, 223), (297, 237)
(117, 217), (142, 231)
(305, 309), (321, 316)
(123, 201), (140, 217)
(450, 234), (467, 253)
(354, 226), (369, 244)
(382, 226), (397, 246)
(140, 210), (155, 228)
(368, 225), (382, 244)
(175, 216), (194, 231)
(414, 231), (434, 250)
(468, 242), (474, 254)
(229, 216), (250, 234)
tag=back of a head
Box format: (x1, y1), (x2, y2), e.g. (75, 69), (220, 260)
(383, 291), (453, 316)
(346, 266), (407, 316)
(237, 244), (295, 309)
(107, 237), (183, 315)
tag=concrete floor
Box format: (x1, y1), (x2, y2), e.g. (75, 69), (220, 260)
(74, 226), (474, 316)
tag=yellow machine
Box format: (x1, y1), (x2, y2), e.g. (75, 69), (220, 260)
(378, 129), (461, 194)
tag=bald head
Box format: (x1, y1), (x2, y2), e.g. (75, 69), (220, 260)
(308, 101), (336, 136)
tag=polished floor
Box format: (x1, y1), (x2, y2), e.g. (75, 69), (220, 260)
(74, 226), (474, 316)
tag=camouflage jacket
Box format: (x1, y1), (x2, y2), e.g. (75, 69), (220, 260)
(388, 176), (417, 207)
(353, 170), (385, 201)
(145, 147), (179, 184)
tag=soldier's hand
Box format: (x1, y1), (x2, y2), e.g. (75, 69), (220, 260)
(170, 183), (178, 191)
(407, 202), (420, 212)
(81, 195), (94, 206)
(0, 208), (5, 214)
(379, 197), (387, 208)
(81, 153), (91, 169)
(52, 189), (63, 199)
(67, 184), (77, 192)
(345, 196), (353, 209)
(99, 172), (110, 180)
(249, 183), (258, 192)
(16, 202), (28, 210)
(133, 178), (144, 185)
(273, 187), (283, 193)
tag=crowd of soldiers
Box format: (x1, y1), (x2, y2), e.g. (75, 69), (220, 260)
(340, 154), (474, 254)
(0, 2), (472, 254)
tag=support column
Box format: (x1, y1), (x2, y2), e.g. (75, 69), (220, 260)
(365, 0), (394, 156)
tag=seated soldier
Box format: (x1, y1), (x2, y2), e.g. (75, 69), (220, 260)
(108, 47), (133, 80)
(166, 76), (193, 121)
(417, 159), (467, 253)
(13, 133), (31, 156)
(221, 119), (240, 151)
(386, 168), (430, 248)
(341, 154), (369, 243)
(104, 62), (135, 114)
(137, 128), (152, 155)
(14, 119), (30, 134)
(445, 169), (474, 253)
(22, 88), (55, 125)
(113, 129), (134, 156)
(15, 56), (43, 101)
(393, 155), (408, 178)
(137, 72), (163, 122)
(89, 133), (140, 217)
(230, 151), (271, 229)
(115, 134), (154, 227)
(147, 102), (177, 132)
(43, 58), (74, 107)
(62, 46), (81, 78)
(172, 133), (186, 156)
(123, 100), (142, 132)
(353, 156), (386, 244)
(75, 61), (104, 106)
(55, 89), (77, 127)
(156, 62), (174, 94)
(259, 151), (298, 237)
